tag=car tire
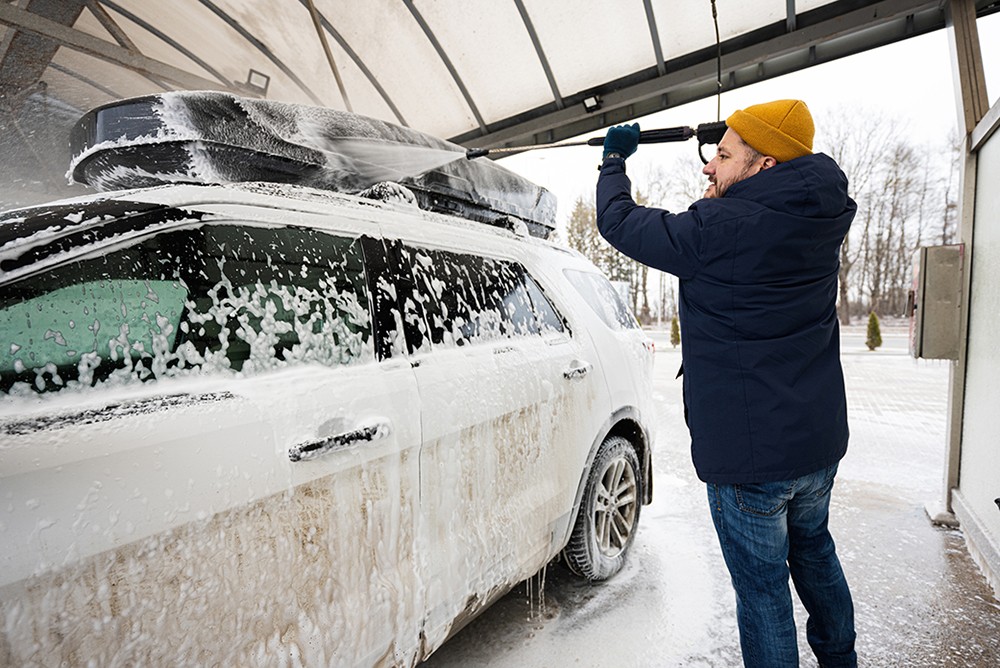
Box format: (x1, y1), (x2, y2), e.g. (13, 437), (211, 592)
(563, 435), (642, 581)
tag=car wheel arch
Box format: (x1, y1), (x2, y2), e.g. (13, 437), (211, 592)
(559, 407), (652, 552)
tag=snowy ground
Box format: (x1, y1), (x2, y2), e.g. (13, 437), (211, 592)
(423, 327), (1000, 667)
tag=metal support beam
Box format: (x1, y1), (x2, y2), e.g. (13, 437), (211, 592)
(305, 0), (351, 112)
(948, 0), (989, 134)
(512, 0), (564, 110)
(294, 0), (407, 126)
(86, 1), (169, 92)
(85, 0), (136, 52)
(0, 0), (85, 99)
(643, 0), (667, 76)
(48, 60), (121, 98)
(971, 97), (1000, 151)
(935, 0), (989, 519)
(99, 1), (232, 88)
(0, 3), (234, 92)
(1, 79), (46, 112)
(197, 0), (323, 105)
(403, 0), (486, 132)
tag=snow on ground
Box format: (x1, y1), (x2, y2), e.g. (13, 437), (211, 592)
(423, 328), (1000, 667)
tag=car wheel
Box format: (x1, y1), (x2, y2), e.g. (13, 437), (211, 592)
(563, 435), (641, 581)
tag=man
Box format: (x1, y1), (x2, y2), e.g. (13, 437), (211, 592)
(596, 100), (857, 668)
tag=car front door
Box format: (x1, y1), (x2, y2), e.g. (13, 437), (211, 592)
(387, 240), (603, 651)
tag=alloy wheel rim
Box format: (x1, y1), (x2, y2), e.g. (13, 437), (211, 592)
(593, 456), (638, 558)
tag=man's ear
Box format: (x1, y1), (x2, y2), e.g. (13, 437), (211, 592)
(759, 156), (778, 171)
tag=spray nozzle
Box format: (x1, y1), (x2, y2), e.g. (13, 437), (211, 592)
(466, 147), (491, 159)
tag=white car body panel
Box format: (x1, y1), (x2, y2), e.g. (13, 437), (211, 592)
(0, 183), (654, 666)
(1, 362), (425, 666)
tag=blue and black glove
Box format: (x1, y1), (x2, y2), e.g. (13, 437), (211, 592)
(603, 123), (640, 160)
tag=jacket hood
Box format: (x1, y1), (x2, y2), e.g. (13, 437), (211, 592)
(724, 152), (850, 219)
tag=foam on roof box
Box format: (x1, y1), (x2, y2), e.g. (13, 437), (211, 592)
(69, 91), (556, 238)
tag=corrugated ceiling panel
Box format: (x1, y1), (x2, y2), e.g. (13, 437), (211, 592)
(71, 4), (228, 89)
(653, 0), (785, 60)
(307, 25), (402, 131)
(217, 0), (409, 129)
(10, 0), (965, 149)
(206, 0), (346, 107)
(103, 0), (333, 110)
(524, 0), (654, 99)
(651, 0), (718, 62)
(48, 49), (165, 111)
(314, 0), (478, 137)
(717, 0), (786, 41)
(414, 0), (555, 129)
(797, 0), (842, 13)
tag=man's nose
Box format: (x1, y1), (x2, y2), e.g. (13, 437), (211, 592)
(702, 161), (715, 176)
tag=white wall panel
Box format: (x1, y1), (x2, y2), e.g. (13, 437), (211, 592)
(960, 117), (1000, 588)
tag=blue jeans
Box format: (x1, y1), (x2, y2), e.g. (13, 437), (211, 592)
(708, 464), (856, 668)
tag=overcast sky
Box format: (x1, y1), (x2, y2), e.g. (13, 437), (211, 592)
(498, 13), (1000, 229)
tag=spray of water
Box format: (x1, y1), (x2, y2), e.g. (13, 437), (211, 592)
(302, 135), (467, 187)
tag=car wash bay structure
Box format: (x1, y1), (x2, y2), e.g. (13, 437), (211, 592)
(0, 0), (998, 592)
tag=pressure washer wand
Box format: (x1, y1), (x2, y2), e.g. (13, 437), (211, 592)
(466, 121), (727, 161)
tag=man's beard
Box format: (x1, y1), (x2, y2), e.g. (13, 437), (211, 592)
(706, 162), (756, 198)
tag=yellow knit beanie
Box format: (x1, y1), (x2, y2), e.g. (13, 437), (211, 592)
(726, 99), (814, 163)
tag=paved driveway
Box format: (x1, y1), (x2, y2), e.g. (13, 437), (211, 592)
(425, 328), (1000, 667)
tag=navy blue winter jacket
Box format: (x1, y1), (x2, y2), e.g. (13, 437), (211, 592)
(597, 153), (856, 484)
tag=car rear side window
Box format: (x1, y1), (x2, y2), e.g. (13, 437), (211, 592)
(399, 245), (564, 350)
(523, 274), (565, 333)
(0, 223), (373, 396)
(563, 269), (639, 331)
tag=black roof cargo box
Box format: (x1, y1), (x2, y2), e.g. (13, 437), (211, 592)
(69, 92), (557, 239)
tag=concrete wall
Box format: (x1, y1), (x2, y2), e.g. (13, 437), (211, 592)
(955, 122), (1000, 595)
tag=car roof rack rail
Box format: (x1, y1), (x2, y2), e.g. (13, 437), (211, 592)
(68, 92), (556, 239)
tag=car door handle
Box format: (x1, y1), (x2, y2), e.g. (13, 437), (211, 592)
(563, 360), (592, 380)
(289, 421), (391, 462)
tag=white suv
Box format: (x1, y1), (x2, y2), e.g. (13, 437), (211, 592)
(0, 92), (655, 666)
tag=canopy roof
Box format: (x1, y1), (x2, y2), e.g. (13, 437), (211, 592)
(0, 0), (998, 209)
(2, 0), (998, 151)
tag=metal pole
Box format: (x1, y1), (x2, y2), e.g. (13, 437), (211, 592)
(932, 0), (988, 523)
(305, 0), (352, 112)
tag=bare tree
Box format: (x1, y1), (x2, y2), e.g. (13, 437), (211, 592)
(882, 142), (944, 315)
(638, 155), (707, 206)
(564, 195), (601, 259)
(821, 107), (897, 324)
(564, 194), (645, 318)
(631, 156), (705, 324)
(868, 141), (920, 315)
(821, 109), (961, 320)
(940, 130), (963, 245)
(631, 188), (653, 323)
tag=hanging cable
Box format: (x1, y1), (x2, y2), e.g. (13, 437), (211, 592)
(711, 0), (722, 121)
